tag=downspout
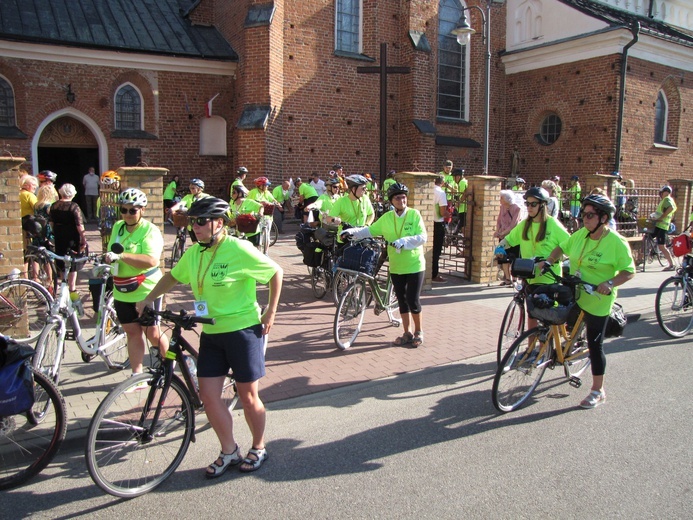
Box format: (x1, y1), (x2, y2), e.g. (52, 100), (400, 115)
(614, 21), (640, 174)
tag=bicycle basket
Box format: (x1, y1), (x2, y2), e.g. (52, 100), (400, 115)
(236, 213), (259, 234)
(171, 212), (188, 228)
(338, 239), (382, 276)
(636, 216), (655, 233)
(260, 201), (276, 215)
(527, 284), (575, 325)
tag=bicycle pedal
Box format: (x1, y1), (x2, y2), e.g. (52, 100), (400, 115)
(569, 376), (582, 388)
(373, 307), (383, 316)
(65, 330), (76, 341)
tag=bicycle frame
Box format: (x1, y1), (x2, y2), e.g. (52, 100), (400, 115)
(529, 310), (588, 375)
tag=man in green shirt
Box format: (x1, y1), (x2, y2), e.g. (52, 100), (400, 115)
(654, 185), (677, 270)
(567, 175), (582, 217)
(439, 160), (456, 197)
(272, 180), (291, 233)
(453, 168), (468, 232)
(296, 178), (319, 224)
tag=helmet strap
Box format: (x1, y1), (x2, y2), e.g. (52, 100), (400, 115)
(198, 221), (225, 251)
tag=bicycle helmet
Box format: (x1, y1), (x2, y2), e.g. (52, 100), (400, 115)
(189, 178), (205, 189)
(100, 170), (120, 186)
(237, 166), (249, 175)
(453, 168), (465, 177)
(295, 177), (302, 185)
(660, 185), (672, 194)
(387, 170), (396, 178)
(325, 178), (340, 187)
(118, 188), (148, 207)
(254, 176), (271, 187)
(581, 194), (616, 218)
(38, 170), (57, 183)
(386, 182), (409, 201)
(515, 177), (526, 184)
(231, 184), (248, 197)
(571, 175), (580, 181)
(523, 187), (550, 203)
(188, 196), (230, 221)
(345, 174), (368, 189)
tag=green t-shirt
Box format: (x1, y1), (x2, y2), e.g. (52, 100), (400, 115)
(329, 195), (375, 242)
(316, 193), (340, 222)
(457, 178), (468, 212)
(232, 198), (262, 238)
(107, 219), (164, 303)
(567, 183), (582, 209)
(655, 195), (677, 231)
(505, 217), (570, 285)
(559, 227), (635, 316)
(163, 180), (177, 200)
(368, 208), (426, 275)
(272, 185), (288, 204)
(171, 235), (280, 334)
(180, 192), (209, 209)
(247, 187), (277, 203)
(230, 179), (245, 199)
(298, 183), (318, 199)
(382, 178), (396, 197)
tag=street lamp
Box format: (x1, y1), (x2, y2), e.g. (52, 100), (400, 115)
(451, 1), (491, 175)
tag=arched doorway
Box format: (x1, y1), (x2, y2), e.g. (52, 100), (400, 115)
(36, 116), (99, 215)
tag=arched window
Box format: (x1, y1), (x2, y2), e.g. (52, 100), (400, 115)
(654, 90), (668, 144)
(335, 0), (362, 54)
(0, 76), (16, 127)
(115, 84), (142, 131)
(438, 0), (469, 120)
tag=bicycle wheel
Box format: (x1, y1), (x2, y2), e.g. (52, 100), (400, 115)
(0, 368), (67, 490)
(27, 254), (55, 297)
(33, 320), (64, 384)
(332, 270), (354, 306)
(655, 276), (693, 337)
(492, 328), (553, 413)
(221, 374), (239, 413)
(99, 301), (129, 369)
(311, 267), (328, 299)
(564, 319), (590, 378)
(384, 281), (402, 325)
(497, 298), (526, 365)
(170, 235), (183, 267)
(269, 221), (278, 247)
(334, 280), (367, 350)
(259, 225), (270, 255)
(85, 373), (194, 498)
(0, 279), (53, 344)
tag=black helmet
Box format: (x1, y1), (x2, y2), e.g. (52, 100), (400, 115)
(232, 184), (248, 197)
(237, 166), (249, 175)
(345, 174), (368, 189)
(188, 197), (230, 221)
(571, 175), (580, 181)
(523, 187), (550, 203)
(387, 182), (409, 201)
(582, 194), (616, 219)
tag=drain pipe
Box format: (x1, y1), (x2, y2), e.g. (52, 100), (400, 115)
(614, 21), (640, 174)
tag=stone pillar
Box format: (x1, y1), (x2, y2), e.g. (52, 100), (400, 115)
(0, 157), (27, 277)
(393, 171), (437, 287)
(117, 166), (168, 264)
(468, 175), (505, 284)
(669, 179), (693, 233)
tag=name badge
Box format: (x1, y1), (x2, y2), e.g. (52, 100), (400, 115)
(194, 300), (209, 317)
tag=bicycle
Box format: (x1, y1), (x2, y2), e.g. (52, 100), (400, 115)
(85, 308), (239, 498)
(0, 262), (54, 344)
(32, 248), (128, 385)
(169, 222), (188, 268)
(333, 239), (401, 350)
(25, 244), (59, 297)
(492, 266), (594, 413)
(655, 254), (693, 337)
(0, 362), (67, 490)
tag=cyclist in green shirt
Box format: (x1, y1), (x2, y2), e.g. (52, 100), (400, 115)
(295, 178), (319, 223)
(453, 168), (468, 232)
(230, 184), (263, 246)
(271, 180), (291, 233)
(306, 177), (341, 223)
(382, 169), (397, 198)
(341, 183), (427, 347)
(567, 175), (582, 217)
(170, 178), (210, 243)
(654, 185), (677, 270)
(229, 166), (248, 199)
(163, 174), (179, 219)
(139, 196), (283, 476)
(326, 174), (375, 242)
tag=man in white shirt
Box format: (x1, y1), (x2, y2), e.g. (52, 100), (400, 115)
(309, 172), (326, 196)
(432, 175), (448, 283)
(82, 166), (100, 222)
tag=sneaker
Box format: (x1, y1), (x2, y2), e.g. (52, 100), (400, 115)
(126, 376), (150, 393)
(432, 276), (446, 283)
(579, 390), (606, 409)
(663, 265), (675, 271)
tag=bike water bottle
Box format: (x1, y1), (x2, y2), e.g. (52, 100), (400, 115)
(70, 291), (84, 317)
(183, 355), (198, 391)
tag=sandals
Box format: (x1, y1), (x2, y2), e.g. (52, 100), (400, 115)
(392, 332), (414, 346)
(206, 444), (243, 478)
(579, 390), (606, 409)
(239, 447), (268, 473)
(412, 331), (424, 348)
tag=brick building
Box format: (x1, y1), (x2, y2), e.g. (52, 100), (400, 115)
(0, 0), (691, 205)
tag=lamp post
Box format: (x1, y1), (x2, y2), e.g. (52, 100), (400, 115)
(451, 1), (491, 175)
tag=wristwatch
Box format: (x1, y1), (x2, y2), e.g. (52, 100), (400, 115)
(606, 280), (614, 287)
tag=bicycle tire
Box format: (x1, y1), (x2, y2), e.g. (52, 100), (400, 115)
(311, 267), (328, 299)
(85, 373), (194, 498)
(33, 320), (64, 384)
(259, 225), (270, 256)
(384, 281), (401, 326)
(497, 297), (526, 365)
(170, 235), (183, 267)
(334, 280), (367, 350)
(269, 221), (278, 247)
(332, 270), (354, 306)
(99, 301), (129, 369)
(564, 319), (591, 378)
(26, 253), (57, 297)
(655, 276), (693, 338)
(492, 328), (552, 413)
(0, 368), (67, 490)
(0, 279), (53, 344)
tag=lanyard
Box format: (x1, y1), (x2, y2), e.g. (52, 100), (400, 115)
(196, 241), (221, 296)
(576, 227), (608, 270)
(349, 197), (364, 225)
(392, 209), (407, 239)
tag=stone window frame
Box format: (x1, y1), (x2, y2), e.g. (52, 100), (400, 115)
(114, 83), (143, 132)
(335, 0), (362, 55)
(437, 0), (471, 122)
(0, 75), (16, 127)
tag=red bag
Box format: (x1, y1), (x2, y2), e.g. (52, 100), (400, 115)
(672, 234), (692, 257)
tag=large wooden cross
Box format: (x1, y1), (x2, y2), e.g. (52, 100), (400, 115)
(357, 43), (410, 187)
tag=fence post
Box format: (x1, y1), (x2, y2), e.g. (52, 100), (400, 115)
(468, 175), (505, 284)
(669, 179), (693, 234)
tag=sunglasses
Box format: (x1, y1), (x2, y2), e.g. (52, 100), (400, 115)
(581, 211), (598, 220)
(189, 217), (212, 226)
(120, 207), (140, 215)
(525, 201), (541, 208)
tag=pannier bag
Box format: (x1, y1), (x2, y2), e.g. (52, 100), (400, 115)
(339, 239), (382, 276)
(672, 234), (692, 257)
(604, 302), (627, 338)
(294, 224), (315, 252)
(302, 242), (324, 267)
(0, 336), (36, 416)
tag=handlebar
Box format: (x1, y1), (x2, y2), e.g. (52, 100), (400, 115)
(139, 307), (216, 329)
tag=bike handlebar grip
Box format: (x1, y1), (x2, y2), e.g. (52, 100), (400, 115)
(195, 317), (216, 325)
